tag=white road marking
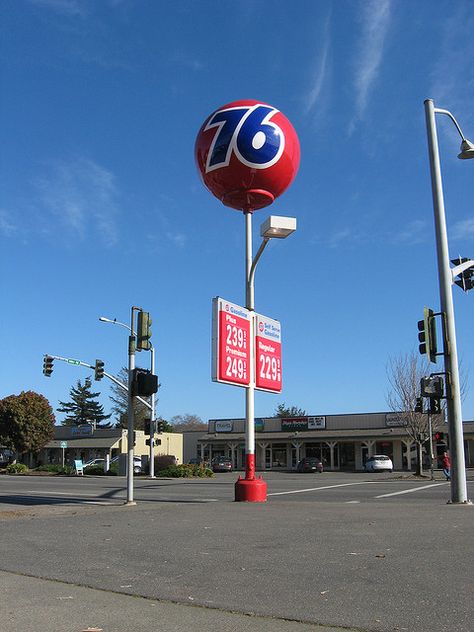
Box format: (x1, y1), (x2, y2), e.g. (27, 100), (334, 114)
(25, 490), (112, 497)
(375, 483), (447, 498)
(267, 481), (382, 496)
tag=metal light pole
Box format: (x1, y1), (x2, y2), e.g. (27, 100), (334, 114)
(235, 213), (296, 502)
(99, 315), (156, 480)
(424, 99), (473, 504)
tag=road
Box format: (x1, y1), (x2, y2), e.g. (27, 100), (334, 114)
(1, 471), (473, 632)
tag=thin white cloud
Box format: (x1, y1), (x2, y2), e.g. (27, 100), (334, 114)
(0, 210), (17, 237)
(36, 158), (120, 247)
(393, 220), (427, 245)
(166, 232), (187, 248)
(305, 14), (331, 117)
(429, 5), (474, 132)
(350, 0), (392, 133)
(450, 218), (474, 241)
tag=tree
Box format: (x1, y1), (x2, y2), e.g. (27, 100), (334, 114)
(109, 367), (160, 430)
(57, 377), (111, 427)
(386, 352), (444, 476)
(274, 403), (307, 418)
(0, 391), (55, 457)
(169, 413), (207, 431)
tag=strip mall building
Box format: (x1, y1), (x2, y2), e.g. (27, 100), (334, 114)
(196, 413), (474, 471)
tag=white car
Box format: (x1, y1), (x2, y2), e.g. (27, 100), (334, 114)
(83, 458), (105, 469)
(365, 455), (393, 472)
(111, 455), (142, 474)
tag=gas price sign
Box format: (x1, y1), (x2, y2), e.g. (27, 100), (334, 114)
(255, 313), (282, 393)
(212, 298), (251, 387)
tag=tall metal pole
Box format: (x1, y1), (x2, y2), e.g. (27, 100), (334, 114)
(126, 307), (137, 505)
(149, 346), (156, 478)
(244, 210), (256, 480)
(424, 99), (468, 503)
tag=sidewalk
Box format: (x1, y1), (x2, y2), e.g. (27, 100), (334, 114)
(2, 570), (359, 632)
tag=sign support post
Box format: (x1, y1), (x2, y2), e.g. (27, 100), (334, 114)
(235, 210), (268, 502)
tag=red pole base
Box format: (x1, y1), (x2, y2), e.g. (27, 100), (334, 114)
(235, 476), (267, 502)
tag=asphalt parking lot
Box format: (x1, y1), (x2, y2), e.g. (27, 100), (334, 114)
(1, 471), (473, 632)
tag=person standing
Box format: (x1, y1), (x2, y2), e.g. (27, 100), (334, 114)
(442, 452), (451, 481)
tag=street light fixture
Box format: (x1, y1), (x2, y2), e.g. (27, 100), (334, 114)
(424, 99), (473, 504)
(235, 213), (296, 502)
(99, 314), (157, 484)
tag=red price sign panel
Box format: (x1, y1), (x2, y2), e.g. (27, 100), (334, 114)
(255, 313), (282, 392)
(212, 297), (251, 387)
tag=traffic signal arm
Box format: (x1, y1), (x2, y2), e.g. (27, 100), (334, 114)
(451, 258), (474, 291)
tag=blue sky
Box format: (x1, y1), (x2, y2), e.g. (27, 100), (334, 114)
(1, 0), (473, 425)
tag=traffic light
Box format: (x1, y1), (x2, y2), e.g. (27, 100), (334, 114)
(420, 375), (444, 398)
(415, 397), (424, 413)
(156, 420), (164, 433)
(434, 432), (446, 442)
(417, 307), (437, 363)
(451, 257), (474, 292)
(94, 359), (105, 381)
(143, 418), (151, 435)
(137, 311), (152, 351)
(131, 368), (158, 397)
(42, 355), (54, 377)
(430, 398), (441, 415)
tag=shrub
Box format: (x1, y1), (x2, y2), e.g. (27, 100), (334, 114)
(84, 464), (106, 476)
(35, 464), (74, 475)
(106, 462), (118, 476)
(154, 454), (178, 471)
(158, 464), (214, 478)
(6, 462), (28, 474)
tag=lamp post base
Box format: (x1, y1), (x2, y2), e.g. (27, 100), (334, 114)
(235, 475), (267, 502)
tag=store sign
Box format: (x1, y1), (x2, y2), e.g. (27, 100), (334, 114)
(385, 413), (408, 427)
(255, 313), (282, 393)
(212, 297), (251, 387)
(281, 417), (308, 431)
(308, 416), (326, 430)
(215, 420), (234, 433)
(255, 418), (265, 432)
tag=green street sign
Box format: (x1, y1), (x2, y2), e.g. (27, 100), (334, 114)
(60, 441), (68, 449)
(67, 359), (80, 365)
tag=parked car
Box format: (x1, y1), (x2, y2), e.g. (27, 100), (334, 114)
(111, 455), (143, 474)
(211, 456), (233, 472)
(83, 458), (105, 469)
(296, 457), (323, 473)
(365, 455), (393, 472)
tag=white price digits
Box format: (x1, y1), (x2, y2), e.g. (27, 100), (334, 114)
(259, 355), (280, 382)
(226, 324), (247, 349)
(226, 357), (247, 380)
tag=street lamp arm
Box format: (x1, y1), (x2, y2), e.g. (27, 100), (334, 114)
(433, 107), (468, 141)
(99, 316), (136, 337)
(248, 237), (270, 303)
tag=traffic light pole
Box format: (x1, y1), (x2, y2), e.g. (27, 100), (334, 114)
(126, 306), (139, 505)
(424, 99), (469, 503)
(149, 345), (156, 479)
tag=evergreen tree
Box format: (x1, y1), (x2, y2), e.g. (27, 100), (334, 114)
(57, 377), (111, 427)
(274, 403), (307, 418)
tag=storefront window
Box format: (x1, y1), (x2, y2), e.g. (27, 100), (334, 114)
(272, 445), (287, 468)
